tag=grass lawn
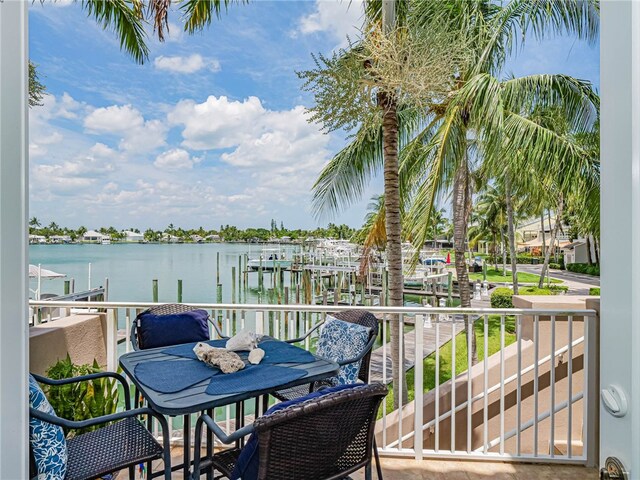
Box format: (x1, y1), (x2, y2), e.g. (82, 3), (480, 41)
(468, 268), (562, 284)
(380, 315), (517, 417)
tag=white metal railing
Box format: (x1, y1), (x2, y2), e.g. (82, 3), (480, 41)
(28, 300), (598, 466)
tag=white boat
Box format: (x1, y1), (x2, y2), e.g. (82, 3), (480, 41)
(247, 249), (292, 271)
(101, 237), (111, 245)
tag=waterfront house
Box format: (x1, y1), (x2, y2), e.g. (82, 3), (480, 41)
(123, 230), (144, 243)
(82, 229), (108, 243)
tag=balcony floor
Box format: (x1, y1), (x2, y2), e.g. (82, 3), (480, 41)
(120, 449), (598, 479)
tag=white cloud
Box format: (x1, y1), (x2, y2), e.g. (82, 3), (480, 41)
(154, 149), (199, 170)
(154, 54), (221, 74)
(84, 104), (144, 134)
(84, 105), (167, 154)
(296, 0), (364, 48)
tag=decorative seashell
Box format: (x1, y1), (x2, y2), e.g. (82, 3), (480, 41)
(248, 348), (265, 365)
(226, 329), (259, 352)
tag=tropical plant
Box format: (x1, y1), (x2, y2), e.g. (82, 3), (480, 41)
(311, 0), (599, 373)
(44, 355), (119, 436)
(303, 2), (470, 408)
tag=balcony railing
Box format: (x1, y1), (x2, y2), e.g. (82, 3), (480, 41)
(29, 300), (598, 467)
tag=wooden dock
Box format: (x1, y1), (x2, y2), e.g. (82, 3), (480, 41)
(369, 317), (466, 384)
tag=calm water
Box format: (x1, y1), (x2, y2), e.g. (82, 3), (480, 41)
(29, 243), (300, 304)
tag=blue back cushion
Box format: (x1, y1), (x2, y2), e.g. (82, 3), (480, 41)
(138, 309), (210, 349)
(317, 316), (371, 386)
(231, 384), (361, 480)
(29, 375), (67, 480)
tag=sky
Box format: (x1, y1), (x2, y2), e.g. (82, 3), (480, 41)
(28, 1), (599, 231)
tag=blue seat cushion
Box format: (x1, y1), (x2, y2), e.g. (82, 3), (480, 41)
(137, 309), (210, 349)
(230, 383), (361, 480)
(29, 374), (67, 480)
(316, 316), (371, 386)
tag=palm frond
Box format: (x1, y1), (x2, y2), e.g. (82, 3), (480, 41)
(82, 0), (149, 64)
(180, 0), (246, 34)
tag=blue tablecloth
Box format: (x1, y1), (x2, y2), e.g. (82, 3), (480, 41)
(161, 339), (316, 364)
(134, 359), (221, 393)
(135, 339), (316, 395)
(205, 364), (306, 396)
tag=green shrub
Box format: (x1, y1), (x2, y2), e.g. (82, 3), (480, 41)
(549, 263), (563, 270)
(589, 287), (601, 295)
(490, 285), (569, 308)
(491, 288), (514, 308)
(44, 355), (119, 436)
(566, 263), (600, 276)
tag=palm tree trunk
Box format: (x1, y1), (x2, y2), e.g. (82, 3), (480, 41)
(540, 212), (547, 260)
(453, 161), (477, 365)
(594, 236), (600, 265)
(505, 175), (519, 294)
(585, 235), (593, 265)
(501, 229), (507, 275)
(538, 195), (564, 288)
(379, 91), (407, 408)
(493, 232), (498, 270)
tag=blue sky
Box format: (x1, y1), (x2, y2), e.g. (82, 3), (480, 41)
(28, 1), (599, 231)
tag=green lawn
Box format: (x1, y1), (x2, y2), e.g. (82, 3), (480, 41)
(380, 315), (517, 417)
(468, 268), (562, 284)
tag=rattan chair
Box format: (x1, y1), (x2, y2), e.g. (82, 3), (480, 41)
(273, 310), (380, 402)
(29, 372), (171, 480)
(130, 303), (227, 351)
(192, 383), (388, 480)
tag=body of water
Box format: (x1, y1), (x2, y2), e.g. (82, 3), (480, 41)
(29, 243), (300, 304)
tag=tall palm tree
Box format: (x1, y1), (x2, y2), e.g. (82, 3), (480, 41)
(305, 1), (469, 408)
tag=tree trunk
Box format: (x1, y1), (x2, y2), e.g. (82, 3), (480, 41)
(501, 229), (507, 275)
(538, 195), (564, 288)
(453, 161), (477, 365)
(379, 92), (407, 408)
(594, 236), (600, 265)
(505, 175), (519, 294)
(540, 211), (547, 260)
(586, 235), (593, 265)
(493, 232), (498, 270)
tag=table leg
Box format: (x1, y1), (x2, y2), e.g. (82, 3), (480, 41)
(206, 408), (213, 480)
(183, 414), (191, 479)
(262, 394), (269, 415)
(146, 414), (153, 478)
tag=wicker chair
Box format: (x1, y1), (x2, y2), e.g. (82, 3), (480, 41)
(192, 383), (388, 480)
(130, 303), (227, 351)
(29, 372), (171, 480)
(273, 310), (380, 402)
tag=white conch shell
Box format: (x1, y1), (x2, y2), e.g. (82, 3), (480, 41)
(226, 329), (260, 352)
(248, 348), (265, 365)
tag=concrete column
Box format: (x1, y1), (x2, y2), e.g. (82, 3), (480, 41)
(601, 0), (640, 474)
(0, 1), (29, 478)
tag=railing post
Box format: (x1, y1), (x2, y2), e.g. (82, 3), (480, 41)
(255, 311), (264, 335)
(106, 308), (118, 371)
(585, 302), (600, 468)
(414, 314), (424, 460)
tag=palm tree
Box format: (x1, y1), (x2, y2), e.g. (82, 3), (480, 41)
(303, 2), (469, 408)
(312, 1), (598, 373)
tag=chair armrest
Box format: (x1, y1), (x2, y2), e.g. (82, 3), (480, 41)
(30, 407), (162, 430)
(195, 414), (254, 445)
(336, 334), (377, 367)
(207, 317), (229, 339)
(31, 371), (131, 410)
(284, 321), (324, 344)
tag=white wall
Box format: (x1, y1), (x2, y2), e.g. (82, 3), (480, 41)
(0, 2), (29, 478)
(601, 0), (640, 474)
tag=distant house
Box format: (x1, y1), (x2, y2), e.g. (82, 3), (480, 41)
(562, 239), (597, 265)
(123, 230), (144, 243)
(191, 234), (204, 243)
(205, 234), (221, 242)
(161, 233), (181, 243)
(29, 234), (46, 244)
(49, 235), (71, 244)
(82, 230), (106, 243)
(280, 236), (292, 243)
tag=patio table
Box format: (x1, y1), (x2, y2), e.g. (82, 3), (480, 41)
(119, 338), (339, 479)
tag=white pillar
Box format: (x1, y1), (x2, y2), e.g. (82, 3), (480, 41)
(601, 0), (640, 474)
(0, 1), (29, 478)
